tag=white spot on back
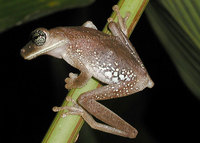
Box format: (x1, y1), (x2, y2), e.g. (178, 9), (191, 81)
(112, 77), (118, 83)
(119, 74), (125, 80)
(105, 71), (112, 78)
(113, 72), (118, 76)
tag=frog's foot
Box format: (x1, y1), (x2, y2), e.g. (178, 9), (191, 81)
(52, 96), (81, 142)
(65, 96), (79, 106)
(111, 5), (130, 36)
(65, 71), (92, 89)
(52, 96), (84, 117)
(65, 73), (79, 89)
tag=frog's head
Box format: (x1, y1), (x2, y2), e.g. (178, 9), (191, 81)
(21, 28), (66, 60)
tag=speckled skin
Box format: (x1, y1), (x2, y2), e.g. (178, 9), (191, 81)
(21, 6), (154, 139)
(49, 26), (149, 84)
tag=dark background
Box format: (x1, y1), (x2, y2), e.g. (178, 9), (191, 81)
(2, 0), (199, 143)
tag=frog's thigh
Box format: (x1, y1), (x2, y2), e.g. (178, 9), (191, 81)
(82, 21), (97, 30)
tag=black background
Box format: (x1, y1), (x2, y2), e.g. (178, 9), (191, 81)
(2, 0), (199, 143)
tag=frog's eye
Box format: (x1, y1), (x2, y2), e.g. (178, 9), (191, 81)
(31, 29), (46, 46)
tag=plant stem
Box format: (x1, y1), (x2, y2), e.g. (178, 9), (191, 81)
(42, 0), (149, 142)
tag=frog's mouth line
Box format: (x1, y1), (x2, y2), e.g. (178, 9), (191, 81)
(25, 40), (66, 60)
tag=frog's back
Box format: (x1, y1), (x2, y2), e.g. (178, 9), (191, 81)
(59, 26), (146, 84)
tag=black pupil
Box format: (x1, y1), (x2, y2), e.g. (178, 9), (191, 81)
(31, 29), (46, 46)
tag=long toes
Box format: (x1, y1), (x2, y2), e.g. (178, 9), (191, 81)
(124, 12), (130, 22)
(65, 83), (73, 89)
(65, 78), (74, 89)
(112, 5), (119, 13)
(61, 113), (68, 117)
(65, 77), (70, 83)
(107, 17), (114, 23)
(52, 106), (60, 112)
(66, 96), (77, 104)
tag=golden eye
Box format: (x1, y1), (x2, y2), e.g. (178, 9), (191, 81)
(31, 29), (46, 46)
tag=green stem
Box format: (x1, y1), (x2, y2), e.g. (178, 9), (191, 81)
(42, 0), (149, 142)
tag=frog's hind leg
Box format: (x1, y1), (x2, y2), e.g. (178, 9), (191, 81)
(54, 73), (151, 138)
(76, 78), (152, 138)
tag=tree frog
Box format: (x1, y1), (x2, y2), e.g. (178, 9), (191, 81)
(21, 5), (154, 138)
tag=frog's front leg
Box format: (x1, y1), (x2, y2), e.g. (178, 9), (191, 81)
(65, 64), (92, 89)
(65, 72), (91, 89)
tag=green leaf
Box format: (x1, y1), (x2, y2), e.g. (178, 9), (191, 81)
(146, 0), (200, 99)
(0, 0), (94, 33)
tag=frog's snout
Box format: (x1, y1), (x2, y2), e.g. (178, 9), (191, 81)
(20, 44), (34, 60)
(20, 48), (31, 60)
(20, 48), (27, 59)
(20, 48), (25, 56)
(20, 41), (38, 60)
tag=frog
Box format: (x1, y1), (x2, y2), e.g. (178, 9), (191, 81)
(21, 5), (154, 139)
